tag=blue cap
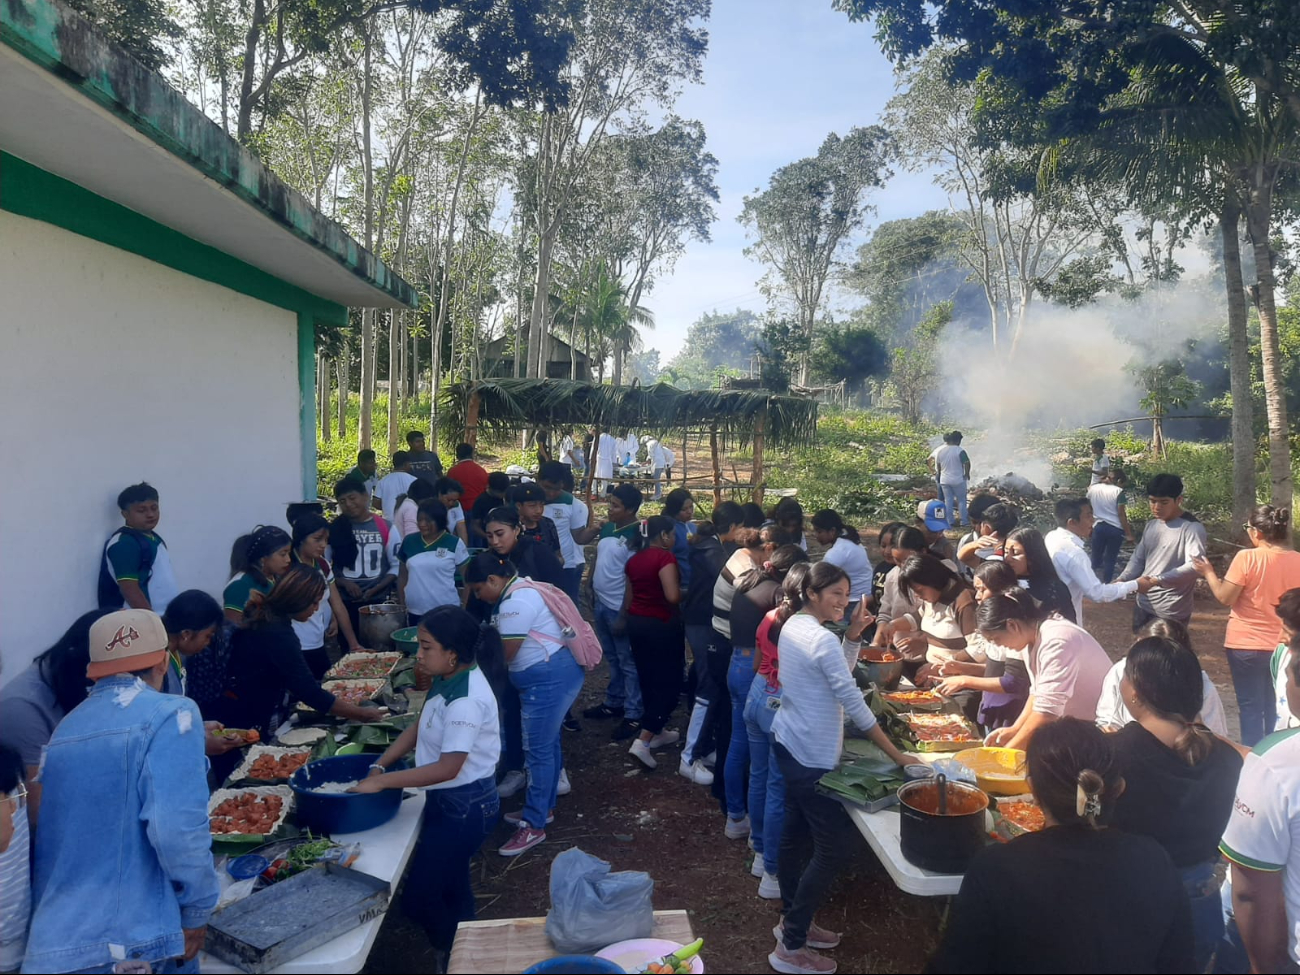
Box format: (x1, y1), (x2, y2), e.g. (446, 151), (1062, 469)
(917, 499), (950, 533)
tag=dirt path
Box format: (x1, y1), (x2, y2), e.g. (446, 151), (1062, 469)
(363, 554), (1238, 974)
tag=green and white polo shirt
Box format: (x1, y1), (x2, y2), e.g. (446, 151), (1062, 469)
(415, 665), (501, 788)
(400, 531), (468, 616)
(544, 491), (590, 570)
(105, 528), (179, 613)
(592, 522), (639, 612)
(223, 571), (272, 615)
(492, 578), (564, 672)
(1220, 727), (1300, 964)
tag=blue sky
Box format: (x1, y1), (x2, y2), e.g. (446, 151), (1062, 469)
(643, 0), (949, 363)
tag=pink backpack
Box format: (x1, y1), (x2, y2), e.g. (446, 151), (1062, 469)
(511, 577), (603, 671)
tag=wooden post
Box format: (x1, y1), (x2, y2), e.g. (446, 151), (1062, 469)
(752, 413), (766, 507)
(465, 387), (481, 447)
(584, 425), (601, 500)
(710, 425), (722, 509)
(682, 433), (688, 486)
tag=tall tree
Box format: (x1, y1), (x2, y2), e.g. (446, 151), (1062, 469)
(738, 127), (894, 384)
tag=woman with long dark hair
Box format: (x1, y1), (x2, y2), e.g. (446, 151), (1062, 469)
(1108, 637), (1243, 971)
(290, 512), (369, 678)
(223, 525), (292, 623)
(768, 562), (922, 974)
(466, 552), (583, 857)
(1003, 527), (1076, 623)
(663, 488), (697, 587)
(354, 606), (502, 956)
(928, 719), (1193, 973)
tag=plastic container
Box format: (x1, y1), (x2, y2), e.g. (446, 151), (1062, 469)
(522, 957), (625, 974)
(289, 754), (406, 835)
(391, 626), (419, 655)
(952, 746), (1028, 796)
(228, 854), (270, 880)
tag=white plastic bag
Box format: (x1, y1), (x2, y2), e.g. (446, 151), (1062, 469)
(545, 848), (654, 953)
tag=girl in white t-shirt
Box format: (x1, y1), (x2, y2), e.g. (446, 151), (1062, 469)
(355, 605), (502, 953)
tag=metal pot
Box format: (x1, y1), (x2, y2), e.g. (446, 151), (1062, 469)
(897, 773), (989, 874)
(857, 647), (904, 690)
(358, 603), (406, 650)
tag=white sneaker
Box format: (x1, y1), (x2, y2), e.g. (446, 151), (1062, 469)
(648, 729), (680, 749)
(678, 758), (714, 785)
(750, 856), (765, 878)
(497, 769), (527, 799)
(759, 871), (781, 899)
(556, 769), (571, 796)
(725, 815), (751, 840)
(629, 739), (657, 769)
(702, 750), (717, 768)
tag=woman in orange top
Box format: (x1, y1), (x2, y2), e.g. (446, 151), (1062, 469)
(1194, 504), (1300, 745)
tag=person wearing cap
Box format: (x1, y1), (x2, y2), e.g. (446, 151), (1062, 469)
(916, 499), (958, 563)
(23, 609), (220, 974)
(511, 483), (563, 563)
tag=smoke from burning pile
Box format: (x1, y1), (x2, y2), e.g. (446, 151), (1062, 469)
(932, 277), (1226, 490)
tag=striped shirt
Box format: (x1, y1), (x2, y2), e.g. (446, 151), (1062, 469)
(772, 613), (876, 770)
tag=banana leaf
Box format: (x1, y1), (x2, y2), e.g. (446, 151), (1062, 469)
(819, 765), (904, 804)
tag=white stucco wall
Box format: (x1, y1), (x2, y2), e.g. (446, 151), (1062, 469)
(0, 210), (303, 680)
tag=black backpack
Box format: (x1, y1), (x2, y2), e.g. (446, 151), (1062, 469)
(97, 528), (158, 609)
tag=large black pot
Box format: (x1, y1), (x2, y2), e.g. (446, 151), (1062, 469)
(898, 773), (989, 874)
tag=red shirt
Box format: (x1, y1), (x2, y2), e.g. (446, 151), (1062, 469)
(757, 610), (781, 687)
(447, 460), (489, 512)
(625, 547), (678, 621)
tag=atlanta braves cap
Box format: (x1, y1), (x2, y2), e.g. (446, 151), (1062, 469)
(87, 609), (169, 680)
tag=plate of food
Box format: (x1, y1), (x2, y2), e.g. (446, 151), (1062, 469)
(208, 785), (294, 842)
(897, 713), (981, 752)
(212, 727), (260, 746)
(993, 794), (1045, 837)
(596, 937), (704, 974)
(325, 651), (403, 681)
(229, 745), (314, 784)
(297, 679), (388, 712)
(881, 689), (947, 711)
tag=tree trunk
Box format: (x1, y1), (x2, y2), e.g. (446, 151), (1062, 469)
(1246, 183), (1293, 509)
(387, 309), (400, 453)
(318, 355), (331, 442)
(336, 352), (349, 438)
(359, 308), (375, 452)
(465, 388), (481, 447)
(751, 414), (766, 506)
(527, 231), (557, 377)
(710, 425), (722, 509)
(357, 28), (376, 453)
(398, 311), (408, 415)
(1221, 202), (1257, 531)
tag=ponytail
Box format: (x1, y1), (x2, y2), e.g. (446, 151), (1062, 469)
(1026, 718), (1123, 829)
(812, 508), (860, 544)
(1250, 504), (1292, 543)
(773, 562), (813, 642)
(976, 589), (1046, 634)
(465, 551), (517, 585)
(629, 514), (675, 552)
(1125, 636), (1214, 765)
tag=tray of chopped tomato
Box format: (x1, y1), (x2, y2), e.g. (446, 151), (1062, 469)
(881, 689), (948, 712)
(209, 786), (294, 843)
(228, 745), (314, 785)
(296, 678), (388, 713)
(325, 651), (403, 681)
(896, 712), (982, 752)
(992, 794), (1045, 838)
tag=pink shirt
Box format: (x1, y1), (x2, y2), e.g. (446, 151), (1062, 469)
(394, 498), (419, 540)
(1028, 616), (1112, 721)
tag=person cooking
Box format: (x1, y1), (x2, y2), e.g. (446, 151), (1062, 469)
(354, 606), (501, 956)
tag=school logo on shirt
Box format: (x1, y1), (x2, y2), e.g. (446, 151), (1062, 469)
(104, 625), (142, 653)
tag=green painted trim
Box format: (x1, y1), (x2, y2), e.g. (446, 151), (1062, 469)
(0, 0), (416, 308)
(0, 152), (347, 326)
(298, 312), (318, 500)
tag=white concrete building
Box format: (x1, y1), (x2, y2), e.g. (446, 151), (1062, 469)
(0, 0), (416, 678)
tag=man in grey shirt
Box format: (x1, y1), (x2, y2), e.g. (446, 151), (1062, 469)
(1117, 473), (1208, 630)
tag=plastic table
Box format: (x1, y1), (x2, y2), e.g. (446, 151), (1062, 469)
(201, 793), (425, 974)
(843, 802), (964, 897)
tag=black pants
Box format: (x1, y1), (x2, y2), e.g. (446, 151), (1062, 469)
(628, 614), (684, 735)
(775, 742), (853, 951)
(704, 636), (734, 810)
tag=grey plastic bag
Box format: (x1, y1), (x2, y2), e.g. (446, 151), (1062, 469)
(545, 847), (655, 953)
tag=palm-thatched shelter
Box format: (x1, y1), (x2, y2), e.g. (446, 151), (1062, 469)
(440, 378), (819, 504)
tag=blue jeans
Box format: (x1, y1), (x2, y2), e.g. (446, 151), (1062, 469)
(510, 648), (584, 828)
(1180, 860), (1224, 975)
(941, 481), (968, 526)
(498, 682), (524, 773)
(724, 648), (756, 820)
(744, 674), (784, 876)
(1226, 649), (1277, 747)
(595, 602), (641, 719)
(405, 777), (500, 951)
(1091, 521), (1125, 583)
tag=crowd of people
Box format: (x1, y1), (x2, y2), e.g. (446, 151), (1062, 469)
(4, 433), (1300, 975)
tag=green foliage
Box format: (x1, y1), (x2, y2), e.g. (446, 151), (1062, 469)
(888, 300), (951, 424)
(757, 318), (809, 393)
(665, 309), (761, 389)
(811, 323), (890, 398)
(67, 0), (179, 70)
(1133, 358), (1201, 417)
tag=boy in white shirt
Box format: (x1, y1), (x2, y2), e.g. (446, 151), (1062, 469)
(927, 431), (971, 527)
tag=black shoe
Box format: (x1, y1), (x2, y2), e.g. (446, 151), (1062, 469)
(582, 703), (625, 720)
(611, 719), (642, 741)
(563, 714), (581, 732)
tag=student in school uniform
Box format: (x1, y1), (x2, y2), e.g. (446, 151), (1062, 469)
(223, 525), (293, 624)
(537, 460), (591, 606)
(99, 482), (181, 614)
(376, 451), (418, 522)
(399, 500), (470, 626)
(436, 477), (471, 547)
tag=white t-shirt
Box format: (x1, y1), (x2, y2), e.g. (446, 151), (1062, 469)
(1093, 659), (1229, 736)
(544, 491), (589, 570)
(291, 555), (335, 649)
(822, 535), (872, 601)
(415, 666), (501, 789)
(1090, 453), (1111, 485)
(593, 523), (637, 612)
(1220, 729), (1300, 964)
(447, 503), (465, 539)
(1272, 645), (1300, 732)
(493, 580), (565, 672)
(929, 444), (969, 486)
(376, 471), (417, 522)
(1087, 482), (1128, 531)
(400, 532), (469, 616)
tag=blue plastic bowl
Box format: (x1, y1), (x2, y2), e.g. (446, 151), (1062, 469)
(522, 957), (625, 974)
(228, 854), (270, 880)
(289, 754), (407, 836)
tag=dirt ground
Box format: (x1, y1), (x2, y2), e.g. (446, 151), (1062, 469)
(362, 534), (1238, 975)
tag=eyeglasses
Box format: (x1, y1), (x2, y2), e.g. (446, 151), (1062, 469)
(2, 783), (28, 811)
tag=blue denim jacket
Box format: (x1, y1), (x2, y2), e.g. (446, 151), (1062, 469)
(23, 676), (219, 973)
